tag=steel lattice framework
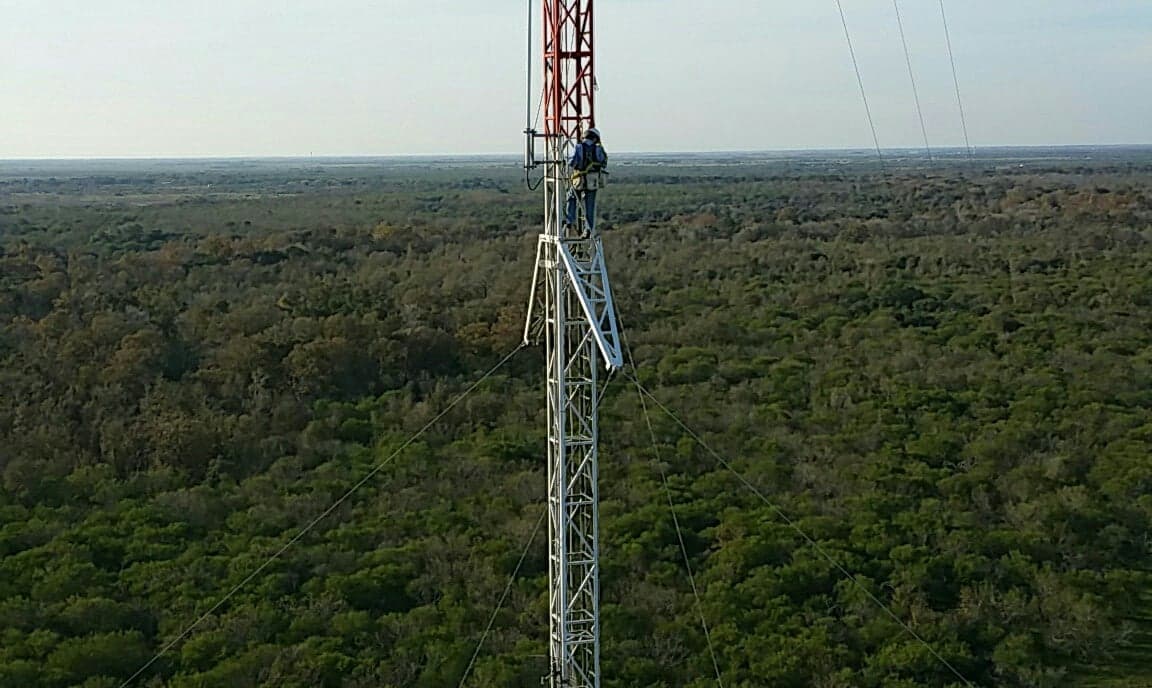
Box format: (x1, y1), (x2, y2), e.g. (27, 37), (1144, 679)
(542, 0), (595, 141)
(524, 1), (621, 686)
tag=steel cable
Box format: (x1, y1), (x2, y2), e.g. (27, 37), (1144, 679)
(626, 374), (977, 688)
(893, 0), (934, 161)
(119, 343), (528, 688)
(835, 0), (885, 167)
(457, 506), (547, 688)
(621, 329), (725, 687)
(939, 0), (974, 160)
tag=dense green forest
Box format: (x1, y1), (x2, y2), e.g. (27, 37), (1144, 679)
(1, 151), (1151, 687)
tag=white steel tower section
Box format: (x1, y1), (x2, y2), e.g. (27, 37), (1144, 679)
(524, 175), (622, 688)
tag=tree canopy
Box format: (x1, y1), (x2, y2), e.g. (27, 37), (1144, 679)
(1, 152), (1150, 687)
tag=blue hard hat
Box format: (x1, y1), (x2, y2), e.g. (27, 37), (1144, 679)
(585, 127), (601, 141)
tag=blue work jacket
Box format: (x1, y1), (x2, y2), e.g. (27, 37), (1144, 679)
(569, 139), (608, 172)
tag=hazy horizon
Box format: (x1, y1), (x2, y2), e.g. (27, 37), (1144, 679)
(2, 0), (1149, 160)
(5, 143), (1152, 166)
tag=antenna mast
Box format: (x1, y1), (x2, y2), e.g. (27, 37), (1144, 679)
(524, 1), (622, 686)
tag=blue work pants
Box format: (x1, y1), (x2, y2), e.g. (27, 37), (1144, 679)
(565, 189), (597, 232)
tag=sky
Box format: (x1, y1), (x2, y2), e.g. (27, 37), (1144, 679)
(0, 0), (1149, 158)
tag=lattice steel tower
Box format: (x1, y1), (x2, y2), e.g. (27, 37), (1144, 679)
(523, 1), (622, 686)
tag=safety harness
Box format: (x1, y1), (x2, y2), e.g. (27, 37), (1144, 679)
(572, 139), (607, 191)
